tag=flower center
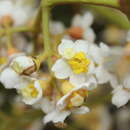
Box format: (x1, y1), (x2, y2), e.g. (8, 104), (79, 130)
(68, 52), (90, 74)
(21, 83), (38, 98)
(64, 48), (75, 59)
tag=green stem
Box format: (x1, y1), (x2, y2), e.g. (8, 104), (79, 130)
(42, 2), (52, 70)
(48, 0), (119, 8)
(0, 26), (32, 37)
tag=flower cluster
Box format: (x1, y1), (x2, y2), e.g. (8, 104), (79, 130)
(0, 1), (130, 127)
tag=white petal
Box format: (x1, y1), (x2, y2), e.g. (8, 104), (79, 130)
(0, 68), (21, 89)
(70, 73), (86, 86)
(72, 106), (90, 114)
(71, 14), (82, 27)
(52, 59), (71, 79)
(50, 21), (65, 35)
(39, 98), (55, 113)
(112, 89), (129, 108)
(95, 66), (111, 84)
(88, 44), (103, 64)
(83, 28), (95, 42)
(82, 12), (94, 28)
(81, 75), (97, 90)
(75, 40), (89, 54)
(109, 75), (119, 89)
(123, 75), (130, 89)
(58, 39), (75, 57)
(43, 109), (71, 124)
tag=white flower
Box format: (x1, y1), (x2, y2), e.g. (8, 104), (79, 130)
(43, 82), (90, 124)
(50, 21), (65, 35)
(0, 0), (34, 26)
(68, 12), (95, 42)
(52, 39), (111, 86)
(111, 75), (130, 107)
(18, 79), (43, 105)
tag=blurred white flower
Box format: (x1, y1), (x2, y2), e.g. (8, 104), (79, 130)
(50, 21), (65, 35)
(111, 75), (130, 107)
(68, 12), (95, 42)
(0, 0), (34, 26)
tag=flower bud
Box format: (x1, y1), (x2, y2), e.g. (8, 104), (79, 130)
(10, 56), (36, 75)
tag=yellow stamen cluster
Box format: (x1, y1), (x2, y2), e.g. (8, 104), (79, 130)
(68, 52), (90, 74)
(21, 82), (38, 98)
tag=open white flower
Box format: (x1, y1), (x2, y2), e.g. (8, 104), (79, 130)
(0, 0), (34, 26)
(17, 79), (43, 105)
(52, 39), (111, 86)
(68, 12), (95, 42)
(43, 81), (90, 124)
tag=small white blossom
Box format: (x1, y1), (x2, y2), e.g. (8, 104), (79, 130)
(52, 39), (112, 86)
(43, 82), (91, 124)
(17, 79), (43, 105)
(50, 21), (65, 35)
(111, 75), (130, 107)
(68, 12), (95, 42)
(0, 0), (34, 26)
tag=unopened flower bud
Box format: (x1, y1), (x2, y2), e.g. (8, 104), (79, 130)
(10, 56), (37, 75)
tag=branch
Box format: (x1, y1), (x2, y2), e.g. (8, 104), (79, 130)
(48, 0), (119, 9)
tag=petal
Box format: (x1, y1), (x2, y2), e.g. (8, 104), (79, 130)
(82, 12), (94, 28)
(95, 66), (111, 84)
(83, 28), (95, 42)
(70, 73), (86, 86)
(71, 14), (82, 27)
(58, 39), (75, 57)
(72, 106), (90, 114)
(123, 75), (130, 89)
(43, 109), (71, 124)
(81, 75), (97, 90)
(75, 40), (89, 54)
(40, 98), (55, 113)
(112, 89), (129, 108)
(0, 67), (21, 89)
(88, 44), (103, 64)
(52, 59), (72, 79)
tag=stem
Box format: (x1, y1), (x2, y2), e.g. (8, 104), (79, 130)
(42, 2), (52, 70)
(48, 0), (119, 9)
(0, 26), (32, 37)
